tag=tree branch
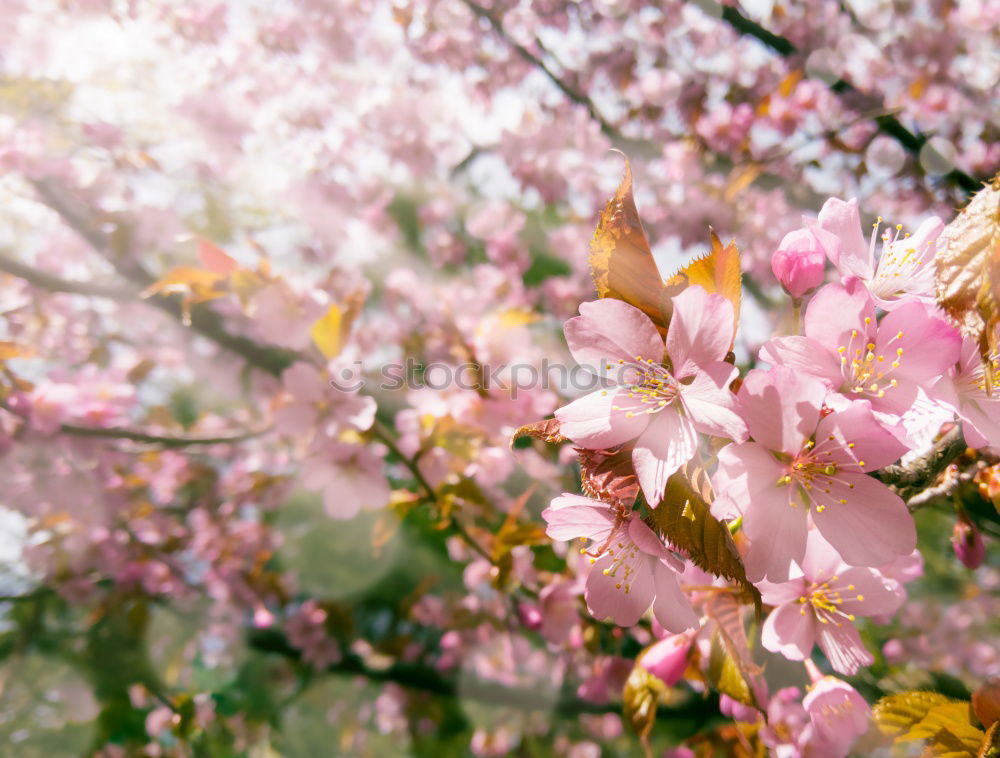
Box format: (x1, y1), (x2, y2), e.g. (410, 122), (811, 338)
(711, 2), (981, 195)
(0, 251), (137, 300)
(872, 425), (967, 498)
(30, 178), (301, 377)
(58, 422), (270, 448)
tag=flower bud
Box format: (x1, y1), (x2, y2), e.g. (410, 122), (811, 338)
(951, 517), (985, 570)
(770, 228), (827, 298)
(637, 633), (692, 686)
(803, 676), (870, 756)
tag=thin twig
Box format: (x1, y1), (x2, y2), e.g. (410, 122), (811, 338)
(709, 2), (981, 195)
(0, 251), (137, 300)
(58, 422), (270, 448)
(30, 178), (301, 377)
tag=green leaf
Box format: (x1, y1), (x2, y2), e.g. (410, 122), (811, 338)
(650, 469), (761, 612)
(873, 691), (957, 736)
(707, 633), (755, 708)
(901, 701), (983, 752)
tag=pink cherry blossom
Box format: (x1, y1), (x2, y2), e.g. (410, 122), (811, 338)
(301, 439), (391, 520)
(761, 279), (961, 423)
(637, 632), (693, 685)
(802, 675), (871, 758)
(274, 362), (376, 439)
(541, 494), (698, 632)
(759, 531), (905, 675)
(713, 366), (914, 582)
(931, 336), (1000, 448)
(816, 196), (944, 310)
(952, 516), (986, 570)
(770, 227), (831, 298)
(555, 286), (746, 505)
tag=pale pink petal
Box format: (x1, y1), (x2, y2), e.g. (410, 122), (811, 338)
(712, 441), (787, 516)
(877, 302), (961, 382)
(542, 495), (615, 543)
(665, 286), (734, 378)
(651, 561), (699, 632)
(758, 335), (842, 387)
(761, 602), (816, 660)
(811, 473), (915, 567)
(803, 280), (876, 352)
(585, 552), (654, 626)
(744, 490), (809, 584)
(555, 387), (651, 448)
(632, 407), (698, 506)
(283, 363), (325, 403)
(680, 362), (748, 442)
(834, 567), (904, 618)
(817, 197), (872, 279)
(815, 621), (873, 676)
(818, 400), (907, 470)
(737, 366), (826, 455)
(757, 577), (807, 606)
(961, 398), (1000, 449)
(323, 466), (390, 519)
(566, 298), (664, 374)
(629, 518), (684, 572)
(799, 529), (846, 580)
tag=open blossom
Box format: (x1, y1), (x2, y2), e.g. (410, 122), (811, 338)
(301, 438), (391, 519)
(759, 531), (905, 675)
(713, 366), (914, 582)
(554, 287), (746, 505)
(817, 196), (944, 310)
(542, 494), (698, 632)
(274, 362), (376, 439)
(761, 279), (960, 424)
(931, 336), (1000, 448)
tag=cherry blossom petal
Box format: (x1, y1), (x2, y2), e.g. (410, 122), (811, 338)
(804, 280), (876, 353)
(737, 367), (826, 456)
(565, 298), (664, 375)
(761, 602), (816, 660)
(585, 552), (655, 627)
(632, 406), (698, 506)
(799, 530), (846, 580)
(818, 399), (907, 470)
(811, 473), (915, 568)
(815, 621), (873, 676)
(680, 362), (747, 442)
(817, 198), (872, 279)
(876, 301), (961, 382)
(651, 561), (699, 633)
(665, 286), (734, 378)
(758, 335), (843, 387)
(542, 495), (615, 543)
(834, 567), (905, 618)
(757, 577), (808, 606)
(712, 441), (787, 517)
(555, 387), (650, 448)
(628, 517), (684, 572)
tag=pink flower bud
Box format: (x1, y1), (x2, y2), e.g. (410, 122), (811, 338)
(770, 228), (828, 298)
(637, 633), (692, 686)
(517, 602), (543, 630)
(803, 676), (870, 756)
(951, 517), (985, 569)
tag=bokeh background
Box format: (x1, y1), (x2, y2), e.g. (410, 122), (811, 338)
(0, 0), (997, 756)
